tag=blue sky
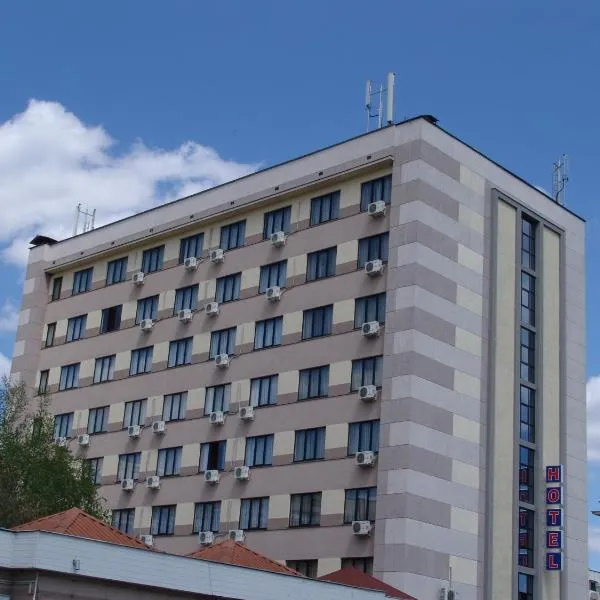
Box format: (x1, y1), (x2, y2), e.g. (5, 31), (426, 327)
(0, 0), (598, 566)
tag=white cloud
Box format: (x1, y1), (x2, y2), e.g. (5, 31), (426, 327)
(0, 351), (10, 379)
(588, 376), (600, 461)
(0, 299), (18, 332)
(0, 100), (258, 265)
(591, 526), (600, 554)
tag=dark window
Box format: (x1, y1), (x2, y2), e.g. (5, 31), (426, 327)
(358, 233), (389, 268)
(518, 508), (535, 568)
(519, 446), (534, 504)
(351, 356), (383, 391)
(204, 385), (230, 414)
(287, 560), (318, 578)
(38, 370), (49, 395)
(209, 327), (236, 358)
(298, 365), (329, 400)
(51, 277), (63, 301)
(592, 581), (598, 592)
(518, 573), (534, 600)
(66, 315), (87, 342)
(306, 247), (336, 281)
(239, 497), (269, 530)
(520, 327), (535, 383)
(123, 399), (146, 428)
(259, 260), (287, 293)
(93, 355), (115, 383)
(520, 386), (535, 443)
(142, 246), (164, 273)
(250, 375), (278, 407)
(179, 233), (204, 263)
(87, 406), (108, 434)
(163, 392), (187, 421)
(264, 206), (291, 239)
(86, 457), (103, 485)
(130, 346), (153, 375)
(168, 337), (193, 368)
(215, 274), (241, 303)
(342, 557), (373, 575)
(199, 440), (227, 471)
(220, 220), (246, 250)
(302, 305), (333, 339)
(254, 316), (283, 349)
(174, 285), (199, 313)
(344, 487), (377, 522)
(151, 505), (176, 536)
(106, 257), (128, 285)
(245, 435), (274, 467)
(45, 323), (56, 347)
(354, 293), (386, 328)
(59, 363), (80, 391)
(193, 501), (221, 533)
(157, 447), (182, 476)
(521, 217), (536, 271)
(112, 508), (135, 535)
(294, 428), (325, 462)
(117, 453), (141, 481)
(348, 420), (380, 455)
(289, 492), (321, 527)
(521, 272), (535, 326)
(136, 296), (159, 324)
(53, 413), (73, 439)
(360, 174), (392, 211)
(72, 268), (93, 295)
(100, 305), (122, 334)
(311, 191), (340, 226)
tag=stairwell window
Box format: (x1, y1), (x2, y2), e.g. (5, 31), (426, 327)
(93, 355), (115, 383)
(168, 337), (193, 368)
(360, 174), (392, 212)
(348, 420), (380, 455)
(310, 191), (340, 226)
(106, 257), (128, 285)
(220, 220), (246, 250)
(72, 267), (93, 295)
(142, 245), (164, 273)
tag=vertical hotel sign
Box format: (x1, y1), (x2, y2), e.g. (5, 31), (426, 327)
(545, 465), (563, 570)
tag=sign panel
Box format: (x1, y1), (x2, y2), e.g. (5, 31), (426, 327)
(545, 465), (564, 571)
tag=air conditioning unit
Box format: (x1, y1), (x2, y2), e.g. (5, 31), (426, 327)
(361, 321), (381, 337)
(355, 450), (377, 466)
(140, 318), (154, 331)
(146, 475), (160, 489)
(55, 436), (68, 447)
(358, 385), (378, 402)
(239, 406), (255, 421)
(270, 231), (286, 247)
(198, 531), (214, 545)
(229, 529), (245, 542)
(133, 272), (145, 285)
(215, 353), (230, 368)
(365, 259), (384, 276)
(204, 470), (220, 484)
(152, 420), (166, 434)
(352, 520), (372, 536)
(121, 478), (135, 492)
(140, 534), (154, 547)
(184, 256), (198, 270)
(266, 286), (281, 301)
(367, 200), (386, 217)
(205, 301), (219, 316)
(439, 589), (457, 600)
(210, 248), (225, 263)
(177, 308), (193, 323)
(78, 434), (90, 447)
(235, 466), (250, 481)
(209, 411), (225, 425)
(128, 425), (141, 438)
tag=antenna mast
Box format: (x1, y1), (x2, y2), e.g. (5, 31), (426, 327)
(552, 154), (569, 205)
(365, 72), (395, 132)
(73, 203), (96, 236)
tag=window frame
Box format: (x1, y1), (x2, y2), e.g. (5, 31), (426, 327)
(354, 293), (386, 328)
(106, 257), (128, 285)
(93, 355), (116, 384)
(174, 284), (199, 313)
(351, 356), (383, 391)
(117, 452), (141, 482)
(136, 295), (159, 324)
(250, 375), (278, 407)
(38, 370), (49, 395)
(310, 191), (340, 226)
(239, 497), (269, 530)
(289, 492), (322, 527)
(204, 384), (230, 415)
(286, 560), (318, 578)
(254, 316), (283, 350)
(358, 232), (390, 268)
(163, 392), (187, 421)
(209, 327), (237, 358)
(59, 363), (80, 391)
(293, 427), (326, 462)
(301, 305), (333, 340)
(130, 346), (153, 376)
(87, 406), (109, 434)
(112, 508), (135, 535)
(298, 365), (329, 400)
(123, 399), (146, 428)
(245, 434), (274, 468)
(72, 267), (93, 295)
(263, 206), (291, 239)
(259, 260), (287, 293)
(193, 501), (221, 533)
(157, 446), (182, 477)
(343, 487), (377, 523)
(53, 412), (73, 439)
(215, 273), (241, 304)
(45, 322), (56, 347)
(141, 245), (165, 274)
(66, 314), (87, 342)
(100, 305), (122, 334)
(179, 233), (204, 264)
(306, 247), (337, 282)
(360, 174), (392, 212)
(151, 505), (176, 536)
(51, 276), (63, 301)
(348, 420), (380, 455)
(199, 440), (227, 472)
(86, 457), (103, 485)
(167, 337), (193, 368)
(220, 220), (246, 250)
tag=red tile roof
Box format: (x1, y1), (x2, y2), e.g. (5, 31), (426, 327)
(319, 567), (416, 599)
(189, 540), (302, 576)
(12, 508), (149, 550)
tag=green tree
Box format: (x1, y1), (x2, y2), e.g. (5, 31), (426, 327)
(0, 376), (109, 528)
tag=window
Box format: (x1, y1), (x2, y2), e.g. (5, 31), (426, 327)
(157, 447), (182, 477)
(87, 406), (108, 434)
(311, 191), (340, 226)
(306, 247), (336, 281)
(93, 355), (115, 383)
(520, 328), (535, 383)
(142, 245), (164, 273)
(86, 457), (103, 485)
(302, 305), (333, 339)
(351, 356), (383, 391)
(209, 327), (236, 358)
(168, 337), (193, 368)
(342, 558), (373, 575)
(106, 257), (128, 285)
(520, 272), (535, 326)
(136, 295), (158, 324)
(204, 385), (230, 415)
(66, 315), (87, 342)
(348, 420), (380, 455)
(117, 453), (141, 482)
(358, 233), (389, 268)
(518, 573), (533, 600)
(289, 492), (321, 527)
(130, 346), (153, 376)
(174, 284), (199, 313)
(123, 399), (146, 428)
(179, 233), (204, 263)
(254, 316), (283, 349)
(518, 508), (534, 568)
(151, 505), (176, 536)
(239, 497), (269, 530)
(259, 260), (287, 293)
(220, 220), (246, 250)
(216, 274), (241, 303)
(360, 174), (392, 211)
(38, 370), (49, 395)
(519, 446), (534, 504)
(344, 487), (377, 522)
(245, 435), (274, 467)
(521, 217), (536, 271)
(59, 363), (80, 391)
(294, 428), (325, 462)
(193, 501), (221, 533)
(286, 560), (318, 578)
(520, 385), (535, 443)
(53, 412), (73, 439)
(592, 581), (599, 592)
(298, 365), (329, 400)
(263, 206), (291, 238)
(99, 305), (122, 334)
(51, 276), (62, 301)
(163, 392), (187, 421)
(44, 323), (56, 347)
(72, 267), (93, 295)
(354, 293), (386, 328)
(250, 375), (278, 407)
(199, 440), (227, 471)
(112, 508), (135, 535)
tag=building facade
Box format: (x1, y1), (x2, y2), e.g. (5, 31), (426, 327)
(11, 116), (587, 599)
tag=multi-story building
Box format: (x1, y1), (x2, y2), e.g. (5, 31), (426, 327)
(11, 115), (587, 600)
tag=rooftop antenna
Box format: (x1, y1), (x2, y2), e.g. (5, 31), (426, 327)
(365, 72), (395, 132)
(73, 203), (96, 236)
(552, 154), (569, 205)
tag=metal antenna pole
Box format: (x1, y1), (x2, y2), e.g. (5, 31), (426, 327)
(377, 84), (383, 130)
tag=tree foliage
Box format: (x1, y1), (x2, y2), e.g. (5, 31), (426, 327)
(0, 376), (109, 528)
